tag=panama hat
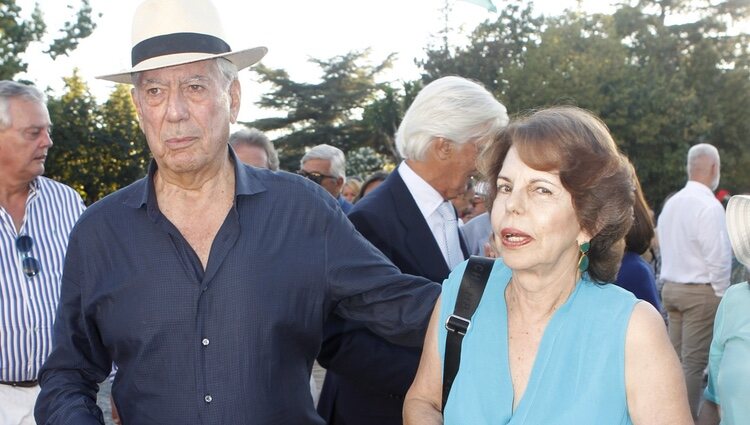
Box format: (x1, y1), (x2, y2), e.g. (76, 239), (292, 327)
(97, 0), (267, 84)
(726, 194), (750, 267)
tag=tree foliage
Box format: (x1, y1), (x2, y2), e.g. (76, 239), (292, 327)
(243, 50), (396, 170)
(418, 0), (750, 208)
(346, 146), (388, 179)
(45, 71), (149, 204)
(0, 0), (98, 79)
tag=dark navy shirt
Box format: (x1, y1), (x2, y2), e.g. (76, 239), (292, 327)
(35, 153), (438, 425)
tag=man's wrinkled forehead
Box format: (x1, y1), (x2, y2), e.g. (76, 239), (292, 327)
(132, 59), (221, 87)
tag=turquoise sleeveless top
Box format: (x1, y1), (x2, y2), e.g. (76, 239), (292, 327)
(438, 260), (638, 424)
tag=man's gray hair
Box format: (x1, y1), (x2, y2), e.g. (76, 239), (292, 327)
(301, 144), (346, 179)
(131, 58), (238, 88)
(687, 143), (720, 175)
(0, 81), (45, 130)
(229, 127), (279, 170)
(396, 76), (508, 161)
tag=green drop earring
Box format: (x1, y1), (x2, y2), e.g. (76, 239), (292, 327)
(577, 241), (590, 272)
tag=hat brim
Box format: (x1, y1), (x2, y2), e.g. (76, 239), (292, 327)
(727, 194), (750, 267)
(96, 46), (267, 84)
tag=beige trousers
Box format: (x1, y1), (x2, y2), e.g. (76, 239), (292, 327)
(0, 384), (40, 425)
(661, 282), (720, 419)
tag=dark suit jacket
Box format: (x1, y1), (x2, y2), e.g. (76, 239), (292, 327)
(317, 169), (467, 425)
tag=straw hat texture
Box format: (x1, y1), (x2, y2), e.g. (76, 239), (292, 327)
(726, 194), (750, 267)
(97, 0), (267, 84)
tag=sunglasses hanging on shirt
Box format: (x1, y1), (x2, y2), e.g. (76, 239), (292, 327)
(16, 235), (41, 278)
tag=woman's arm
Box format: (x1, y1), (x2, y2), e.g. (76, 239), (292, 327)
(404, 298), (444, 425)
(625, 302), (693, 425)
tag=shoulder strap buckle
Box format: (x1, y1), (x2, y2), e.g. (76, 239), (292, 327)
(445, 314), (471, 336)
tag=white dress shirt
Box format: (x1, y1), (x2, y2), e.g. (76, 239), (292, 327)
(398, 162), (463, 268)
(657, 181), (732, 296)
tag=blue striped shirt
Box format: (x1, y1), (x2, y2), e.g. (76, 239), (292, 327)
(0, 176), (85, 382)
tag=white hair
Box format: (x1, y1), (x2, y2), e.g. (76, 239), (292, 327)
(687, 143), (721, 190)
(301, 144), (347, 179)
(395, 76), (509, 161)
(0, 81), (45, 130)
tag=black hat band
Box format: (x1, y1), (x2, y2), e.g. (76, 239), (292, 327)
(131, 32), (231, 67)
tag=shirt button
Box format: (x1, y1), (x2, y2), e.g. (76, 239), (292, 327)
(204, 394), (212, 403)
(202, 338), (210, 346)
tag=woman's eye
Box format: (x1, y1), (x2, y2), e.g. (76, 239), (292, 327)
(497, 183), (512, 193)
(535, 186), (552, 195)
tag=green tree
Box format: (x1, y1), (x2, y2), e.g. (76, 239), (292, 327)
(46, 71), (149, 204)
(46, 69), (99, 202)
(244, 50), (394, 170)
(98, 84), (151, 189)
(418, 0), (750, 207)
(0, 0), (98, 79)
(346, 146), (388, 178)
(359, 80), (422, 162)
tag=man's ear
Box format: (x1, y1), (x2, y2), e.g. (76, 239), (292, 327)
(434, 137), (453, 160)
(229, 79), (241, 123)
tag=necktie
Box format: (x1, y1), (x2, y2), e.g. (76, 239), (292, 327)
(437, 201), (464, 270)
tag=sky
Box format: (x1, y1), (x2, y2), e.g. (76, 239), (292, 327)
(17, 0), (615, 122)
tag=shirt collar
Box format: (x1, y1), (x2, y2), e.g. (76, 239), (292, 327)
(122, 147), (268, 214)
(685, 180), (715, 198)
(398, 161), (445, 218)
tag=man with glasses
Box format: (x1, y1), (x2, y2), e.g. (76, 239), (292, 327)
(0, 80), (85, 424)
(299, 144), (353, 213)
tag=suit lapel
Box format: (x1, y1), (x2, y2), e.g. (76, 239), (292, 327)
(387, 171), (451, 280)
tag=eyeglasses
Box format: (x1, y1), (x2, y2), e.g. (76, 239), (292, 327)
(297, 170), (336, 185)
(16, 235), (41, 278)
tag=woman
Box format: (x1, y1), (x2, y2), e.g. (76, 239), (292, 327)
(342, 177), (362, 203)
(404, 106), (691, 424)
(615, 164), (662, 311)
(697, 194), (750, 425)
(354, 170), (389, 202)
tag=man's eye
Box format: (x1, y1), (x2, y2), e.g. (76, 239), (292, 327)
(147, 88), (161, 95)
(188, 84), (204, 92)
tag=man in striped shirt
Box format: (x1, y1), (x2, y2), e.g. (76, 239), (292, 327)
(0, 81), (86, 425)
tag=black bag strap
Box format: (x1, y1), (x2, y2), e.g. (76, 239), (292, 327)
(442, 255), (494, 411)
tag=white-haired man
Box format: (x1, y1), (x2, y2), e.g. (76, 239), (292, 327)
(34, 1), (439, 424)
(0, 81), (85, 425)
(299, 144), (352, 213)
(317, 76), (508, 425)
(658, 143), (732, 419)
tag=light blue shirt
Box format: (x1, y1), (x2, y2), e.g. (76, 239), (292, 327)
(0, 176), (85, 382)
(439, 260), (638, 424)
(705, 282), (750, 425)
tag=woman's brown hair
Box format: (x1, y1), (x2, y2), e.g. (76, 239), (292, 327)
(624, 161), (655, 255)
(479, 106), (634, 282)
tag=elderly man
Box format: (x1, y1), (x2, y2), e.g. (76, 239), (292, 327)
(658, 143), (732, 419)
(0, 81), (85, 425)
(317, 76), (508, 425)
(299, 144), (353, 213)
(228, 127), (279, 170)
(33, 1), (438, 424)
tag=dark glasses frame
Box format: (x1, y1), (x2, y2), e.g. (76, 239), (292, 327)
(15, 235), (41, 278)
(296, 170), (337, 185)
